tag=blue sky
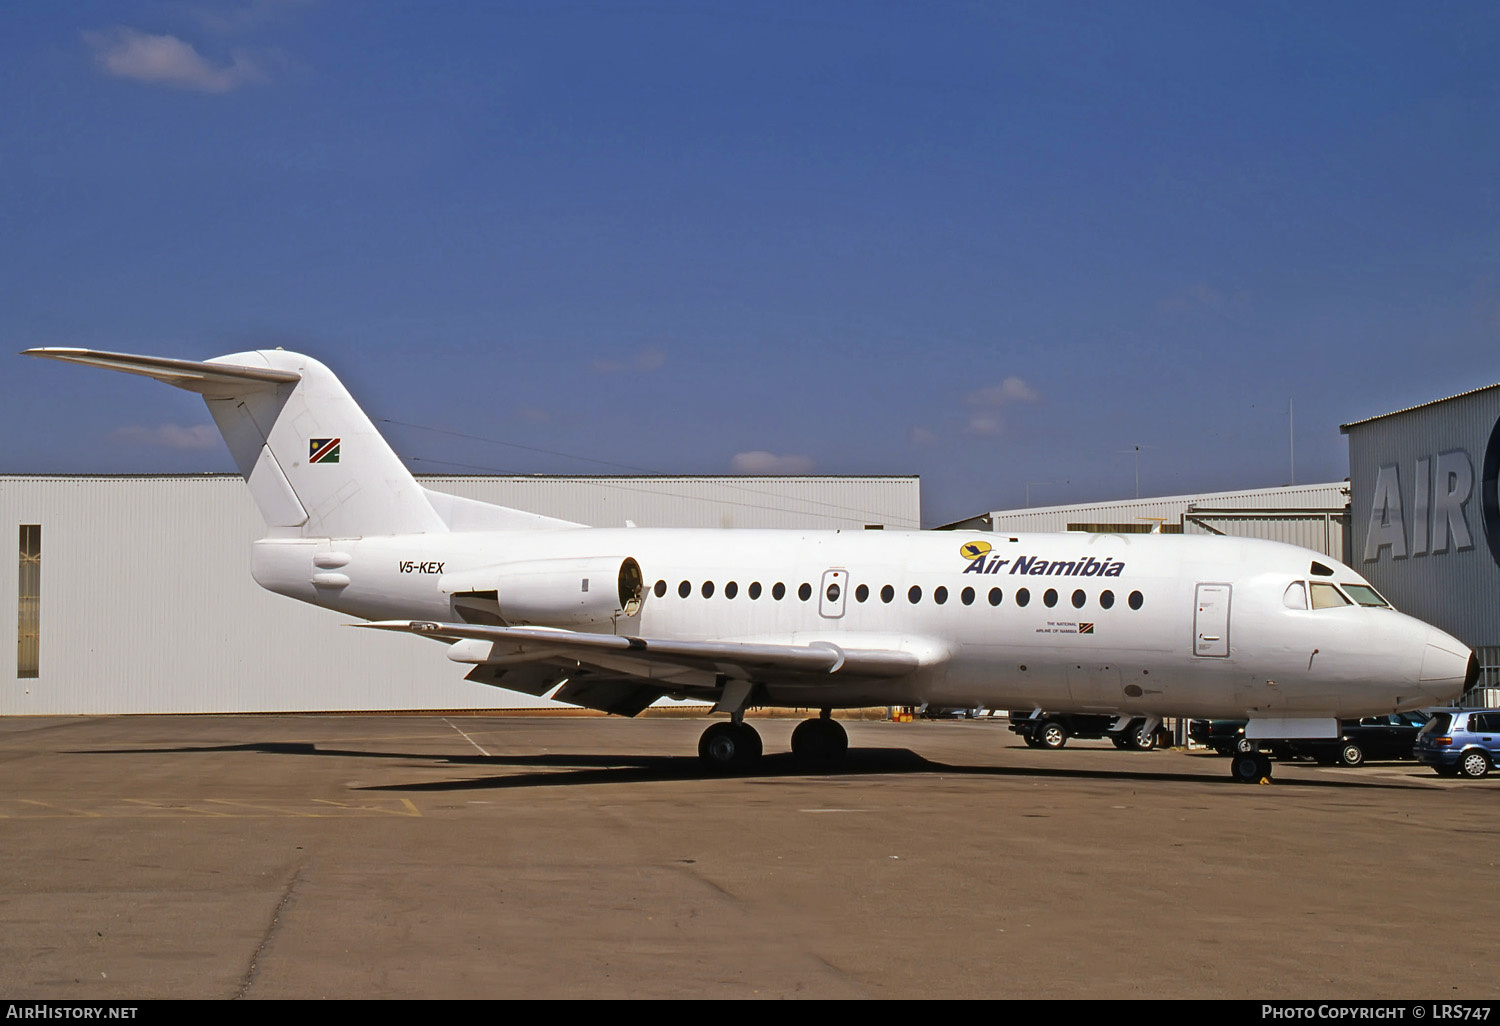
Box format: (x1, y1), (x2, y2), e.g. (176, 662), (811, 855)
(4, 1), (1498, 526)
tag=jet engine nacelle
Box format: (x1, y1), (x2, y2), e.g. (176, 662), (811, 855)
(446, 556), (645, 627)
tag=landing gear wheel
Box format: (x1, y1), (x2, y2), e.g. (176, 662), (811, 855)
(1459, 750), (1490, 779)
(1235, 736), (1256, 754)
(791, 717), (848, 765)
(698, 721), (762, 773)
(1338, 743), (1365, 767)
(1231, 751), (1272, 783)
(1037, 720), (1069, 749)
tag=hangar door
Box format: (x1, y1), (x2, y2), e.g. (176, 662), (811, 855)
(1194, 583), (1231, 657)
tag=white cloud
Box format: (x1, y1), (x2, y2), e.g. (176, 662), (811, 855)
(965, 376), (1039, 407)
(910, 426), (938, 445)
(85, 27), (265, 93)
(731, 451), (815, 474)
(591, 346), (668, 374)
(111, 424), (221, 450)
(964, 414), (1004, 437)
(955, 376), (1040, 437)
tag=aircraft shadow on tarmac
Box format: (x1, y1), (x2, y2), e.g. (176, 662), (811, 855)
(67, 741), (1436, 792)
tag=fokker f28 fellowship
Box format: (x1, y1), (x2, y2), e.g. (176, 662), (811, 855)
(25, 348), (1478, 782)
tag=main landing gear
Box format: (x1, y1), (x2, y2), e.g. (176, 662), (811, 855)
(696, 709), (849, 773)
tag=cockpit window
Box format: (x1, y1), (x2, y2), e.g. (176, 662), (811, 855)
(1310, 561), (1335, 577)
(1309, 582), (1351, 609)
(1340, 584), (1390, 608)
(1283, 582), (1307, 610)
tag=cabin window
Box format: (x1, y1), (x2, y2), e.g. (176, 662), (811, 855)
(678, 580), (691, 598)
(933, 586), (948, 605)
(701, 581), (714, 598)
(654, 580), (666, 598)
(881, 584), (895, 603)
(1310, 583), (1350, 609)
(1099, 590), (1114, 609)
(772, 582), (786, 600)
(18, 525), (39, 679)
(749, 582), (762, 599)
(724, 581), (738, 599)
(908, 586), (922, 604)
(1016, 588), (1030, 607)
(988, 588), (1002, 606)
(1128, 591), (1143, 610)
(1071, 589), (1086, 609)
(1283, 582), (1307, 609)
(826, 583), (840, 602)
(1043, 589), (1058, 608)
(798, 583), (812, 601)
(961, 587), (975, 606)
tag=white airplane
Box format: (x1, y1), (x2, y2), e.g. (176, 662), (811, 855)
(25, 347), (1478, 782)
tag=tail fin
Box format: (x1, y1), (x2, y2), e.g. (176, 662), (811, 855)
(25, 348), (446, 538)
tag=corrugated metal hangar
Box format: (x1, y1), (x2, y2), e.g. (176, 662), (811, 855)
(2, 474), (918, 715)
(941, 482), (1351, 561)
(1343, 384), (1500, 703)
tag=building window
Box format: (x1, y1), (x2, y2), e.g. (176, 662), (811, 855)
(18, 525), (39, 679)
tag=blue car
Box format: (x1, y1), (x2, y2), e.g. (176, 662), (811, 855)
(1413, 710), (1500, 779)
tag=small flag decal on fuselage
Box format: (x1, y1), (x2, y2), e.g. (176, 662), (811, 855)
(1078, 623), (1094, 634)
(309, 438), (341, 463)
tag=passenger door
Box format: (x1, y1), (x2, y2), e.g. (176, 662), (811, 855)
(1194, 583), (1231, 657)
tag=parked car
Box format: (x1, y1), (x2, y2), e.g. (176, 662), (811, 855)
(1273, 713), (1429, 767)
(1187, 719), (1253, 756)
(1413, 709), (1500, 779)
(1008, 712), (1158, 750)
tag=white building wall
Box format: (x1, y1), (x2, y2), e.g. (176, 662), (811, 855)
(1, 475), (918, 715)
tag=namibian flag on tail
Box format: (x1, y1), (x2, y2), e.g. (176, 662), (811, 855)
(309, 437), (341, 463)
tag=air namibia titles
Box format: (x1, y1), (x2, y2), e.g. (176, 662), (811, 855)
(962, 554), (1125, 577)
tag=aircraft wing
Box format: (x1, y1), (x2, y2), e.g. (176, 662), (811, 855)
(359, 620), (932, 689)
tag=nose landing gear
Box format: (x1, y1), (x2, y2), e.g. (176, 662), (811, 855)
(1230, 750), (1273, 783)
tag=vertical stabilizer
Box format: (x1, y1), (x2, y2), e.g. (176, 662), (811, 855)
(24, 347), (447, 539)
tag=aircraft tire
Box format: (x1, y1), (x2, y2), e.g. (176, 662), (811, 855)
(1037, 720), (1069, 749)
(736, 722), (763, 762)
(1338, 743), (1365, 768)
(1230, 751), (1269, 783)
(1235, 736), (1256, 754)
(699, 721), (758, 773)
(791, 717), (848, 764)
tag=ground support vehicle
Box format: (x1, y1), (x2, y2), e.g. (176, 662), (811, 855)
(1008, 712), (1160, 751)
(1273, 714), (1428, 767)
(1187, 719), (1254, 755)
(1413, 709), (1500, 779)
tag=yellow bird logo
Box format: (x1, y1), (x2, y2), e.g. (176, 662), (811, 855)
(960, 540), (992, 561)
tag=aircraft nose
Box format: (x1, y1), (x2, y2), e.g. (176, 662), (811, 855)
(1419, 629), (1475, 700)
